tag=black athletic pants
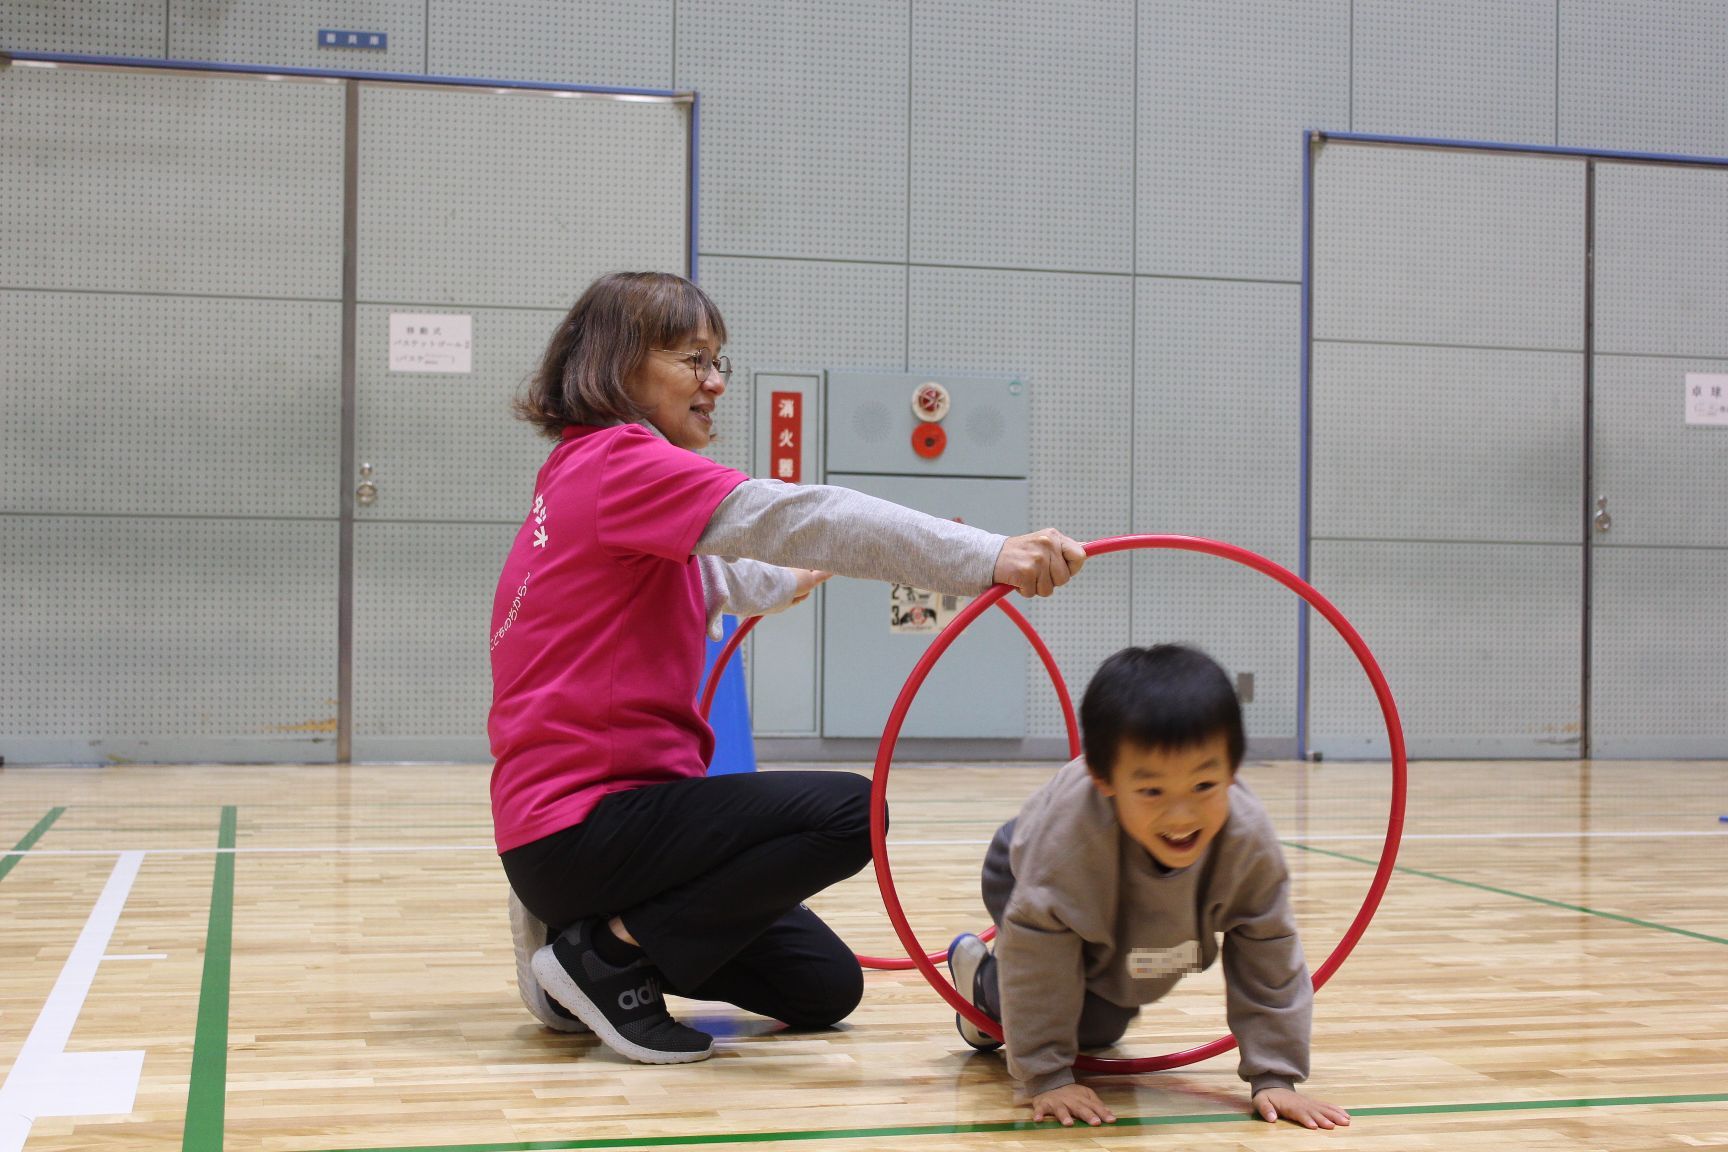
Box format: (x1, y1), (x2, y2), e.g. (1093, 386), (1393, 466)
(502, 769), (873, 1030)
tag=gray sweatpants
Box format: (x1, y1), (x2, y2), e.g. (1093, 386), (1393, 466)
(979, 818), (1139, 1050)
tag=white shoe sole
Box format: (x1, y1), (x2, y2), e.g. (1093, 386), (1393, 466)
(531, 945), (713, 1065)
(947, 934), (1001, 1051)
(508, 892), (589, 1033)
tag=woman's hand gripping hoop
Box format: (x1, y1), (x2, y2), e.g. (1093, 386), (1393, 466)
(868, 534), (1408, 1073)
(698, 599), (1083, 971)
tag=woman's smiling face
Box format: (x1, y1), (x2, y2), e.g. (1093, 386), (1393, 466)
(631, 324), (726, 450)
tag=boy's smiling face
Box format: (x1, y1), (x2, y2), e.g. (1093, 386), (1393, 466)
(1092, 732), (1234, 869)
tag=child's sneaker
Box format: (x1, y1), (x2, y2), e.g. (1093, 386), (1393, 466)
(508, 890), (589, 1033)
(947, 933), (1003, 1052)
(531, 919), (714, 1064)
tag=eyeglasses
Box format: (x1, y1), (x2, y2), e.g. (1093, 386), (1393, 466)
(652, 348), (733, 383)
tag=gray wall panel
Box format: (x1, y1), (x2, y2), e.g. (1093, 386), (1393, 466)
(1309, 540), (1582, 759)
(699, 257), (907, 474)
(0, 516), (337, 759)
(1354, 0), (1555, 144)
(1, 293), (339, 518)
(909, 266), (1133, 737)
(0, 67), (343, 297)
(911, 0), (1133, 272)
(1313, 146), (1583, 349)
(430, 0), (671, 88)
(1594, 355), (1728, 550)
(1595, 163), (1728, 358)
(1137, 0), (1349, 281)
(1134, 280), (1302, 741)
(1136, 280), (1299, 559)
(1559, 0), (1728, 155)
(0, 1), (165, 55)
(680, 0), (907, 263)
(1591, 547), (1728, 758)
(353, 522), (512, 753)
(1312, 343), (1583, 543)
(1131, 552), (1299, 747)
(171, 0), (425, 73)
(355, 304), (558, 522)
(358, 87), (687, 309)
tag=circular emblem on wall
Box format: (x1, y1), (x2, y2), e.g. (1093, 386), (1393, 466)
(911, 422), (948, 459)
(911, 381), (951, 423)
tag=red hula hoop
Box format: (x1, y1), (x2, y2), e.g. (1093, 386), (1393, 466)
(869, 534), (1408, 1074)
(697, 598), (1082, 971)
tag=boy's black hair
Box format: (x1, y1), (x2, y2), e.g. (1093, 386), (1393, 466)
(1079, 644), (1245, 779)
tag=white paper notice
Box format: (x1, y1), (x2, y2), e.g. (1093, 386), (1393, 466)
(1685, 374), (1728, 426)
(389, 313), (472, 373)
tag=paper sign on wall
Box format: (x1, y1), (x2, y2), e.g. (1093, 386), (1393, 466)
(889, 583), (967, 634)
(389, 313), (472, 373)
(1685, 373), (1728, 426)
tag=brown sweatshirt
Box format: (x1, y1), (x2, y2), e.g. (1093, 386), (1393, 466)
(985, 757), (1312, 1098)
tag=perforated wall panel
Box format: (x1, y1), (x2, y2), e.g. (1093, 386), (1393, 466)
(1592, 355), (1728, 550)
(1133, 279), (1300, 741)
(1559, 0), (1728, 155)
(1137, 0), (1348, 281)
(430, 0), (670, 88)
(358, 87), (687, 309)
(908, 267), (1132, 736)
(1353, 0), (1555, 144)
(355, 305), (557, 522)
(0, 1), (164, 55)
(1131, 552), (1299, 746)
(1135, 280), (1299, 558)
(1313, 145), (1583, 349)
(1, 293), (338, 518)
(1309, 540), (1582, 759)
(681, 0), (907, 262)
(1311, 343), (1583, 543)
(911, 0), (1133, 273)
(1591, 546), (1728, 758)
(1595, 163), (1728, 358)
(699, 258), (907, 474)
(171, 0), (425, 73)
(353, 522), (513, 755)
(0, 67), (342, 298)
(0, 516), (337, 759)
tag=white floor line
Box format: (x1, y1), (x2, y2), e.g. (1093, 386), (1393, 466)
(0, 851), (147, 1152)
(0, 828), (1722, 860)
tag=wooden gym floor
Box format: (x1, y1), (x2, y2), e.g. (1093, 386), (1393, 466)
(1, 758), (1725, 1151)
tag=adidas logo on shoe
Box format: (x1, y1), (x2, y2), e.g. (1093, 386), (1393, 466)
(618, 980), (661, 1011)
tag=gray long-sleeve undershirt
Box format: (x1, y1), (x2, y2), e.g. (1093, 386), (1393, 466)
(696, 478), (1007, 598)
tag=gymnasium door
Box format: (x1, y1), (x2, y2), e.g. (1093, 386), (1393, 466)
(1588, 162), (1728, 757)
(1307, 140), (1728, 760)
(1307, 143), (1588, 759)
(0, 61), (690, 764)
(348, 86), (689, 761)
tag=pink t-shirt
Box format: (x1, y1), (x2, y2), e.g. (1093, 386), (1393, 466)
(487, 423), (749, 853)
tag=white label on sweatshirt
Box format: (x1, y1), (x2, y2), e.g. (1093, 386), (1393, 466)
(1127, 940), (1201, 981)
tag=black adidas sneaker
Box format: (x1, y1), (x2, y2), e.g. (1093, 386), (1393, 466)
(531, 918), (713, 1064)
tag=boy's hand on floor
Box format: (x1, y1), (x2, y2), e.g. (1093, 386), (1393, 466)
(1030, 1083), (1116, 1127)
(1252, 1087), (1352, 1129)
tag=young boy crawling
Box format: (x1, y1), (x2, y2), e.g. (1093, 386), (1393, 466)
(948, 644), (1352, 1130)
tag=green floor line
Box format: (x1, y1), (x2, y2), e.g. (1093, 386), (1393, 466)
(1285, 841), (1728, 946)
(182, 805), (237, 1152)
(305, 1090), (1728, 1152)
(0, 807), (65, 882)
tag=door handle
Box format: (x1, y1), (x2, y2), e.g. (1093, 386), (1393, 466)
(356, 462), (378, 507)
(1593, 495), (1611, 533)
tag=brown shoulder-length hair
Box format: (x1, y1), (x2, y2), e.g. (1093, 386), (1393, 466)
(514, 271), (729, 438)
